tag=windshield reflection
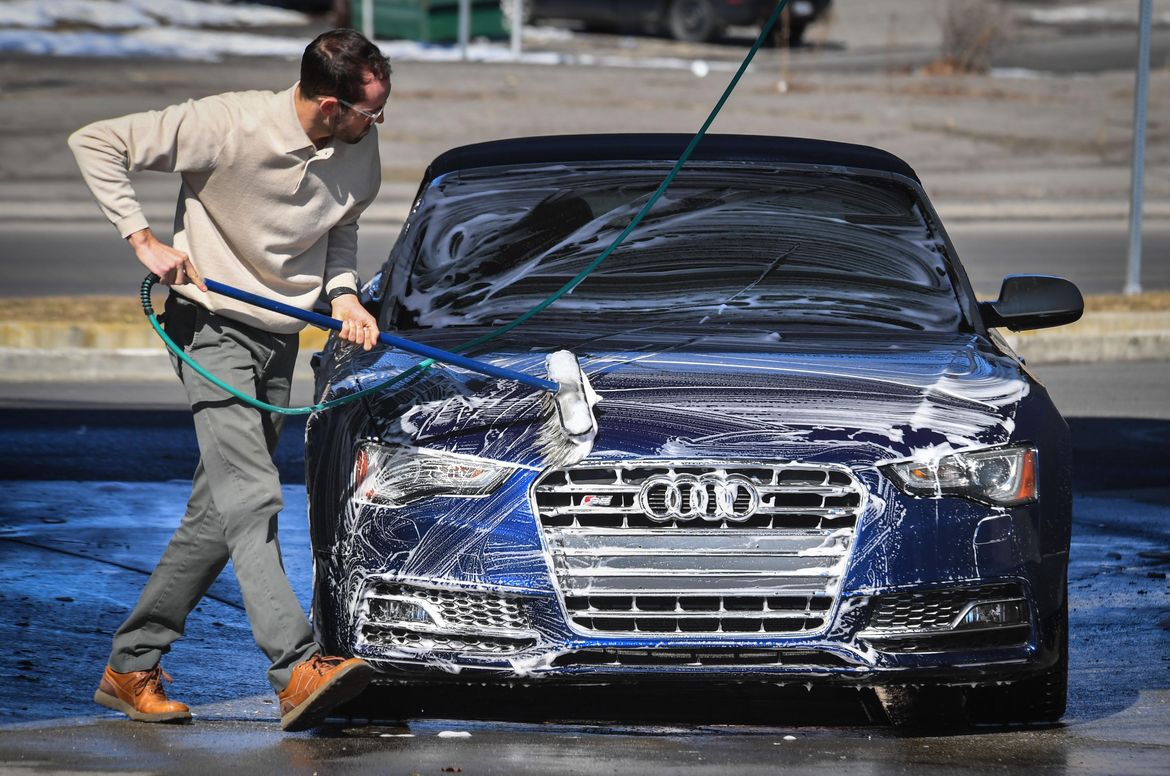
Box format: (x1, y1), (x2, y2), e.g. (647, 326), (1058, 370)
(386, 162), (964, 336)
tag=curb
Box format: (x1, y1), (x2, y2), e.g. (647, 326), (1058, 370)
(1003, 311), (1170, 363)
(0, 347), (320, 383)
(1003, 331), (1170, 364)
(1, 329), (1165, 383)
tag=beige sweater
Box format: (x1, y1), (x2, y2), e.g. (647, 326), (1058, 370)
(68, 85), (381, 333)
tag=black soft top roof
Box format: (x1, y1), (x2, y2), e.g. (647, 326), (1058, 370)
(422, 134), (920, 187)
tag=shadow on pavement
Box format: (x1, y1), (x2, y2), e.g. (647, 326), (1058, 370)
(338, 682), (876, 728)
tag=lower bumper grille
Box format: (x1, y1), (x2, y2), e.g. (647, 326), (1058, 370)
(860, 583), (1032, 653)
(357, 581), (539, 656)
(565, 593), (832, 634)
(551, 648), (852, 669)
(367, 582), (529, 630)
(865, 626), (1030, 654)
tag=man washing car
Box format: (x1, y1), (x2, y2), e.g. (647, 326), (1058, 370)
(68, 28), (388, 731)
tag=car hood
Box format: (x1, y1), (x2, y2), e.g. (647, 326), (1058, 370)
(337, 333), (1029, 469)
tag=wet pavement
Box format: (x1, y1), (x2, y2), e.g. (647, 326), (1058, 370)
(1, 380), (1168, 773)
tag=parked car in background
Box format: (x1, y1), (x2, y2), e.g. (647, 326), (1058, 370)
(306, 133), (1083, 726)
(512, 0), (832, 44)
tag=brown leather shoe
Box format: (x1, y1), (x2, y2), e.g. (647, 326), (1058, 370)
(94, 665), (191, 723)
(277, 654), (373, 731)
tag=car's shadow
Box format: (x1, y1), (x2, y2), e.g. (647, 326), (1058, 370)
(332, 682), (1079, 736)
(340, 681), (878, 727)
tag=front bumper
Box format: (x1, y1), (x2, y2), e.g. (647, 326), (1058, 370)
(345, 575), (1060, 688)
(318, 458), (1066, 689)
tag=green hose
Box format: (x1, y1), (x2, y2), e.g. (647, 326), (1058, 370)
(143, 275), (433, 415)
(143, 0), (790, 415)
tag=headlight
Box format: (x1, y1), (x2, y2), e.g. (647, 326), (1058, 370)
(881, 445), (1037, 506)
(353, 442), (520, 507)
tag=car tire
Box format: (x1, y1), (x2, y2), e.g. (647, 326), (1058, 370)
(966, 600), (1069, 724)
(667, 0), (723, 43)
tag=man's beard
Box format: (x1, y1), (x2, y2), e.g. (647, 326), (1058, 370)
(333, 116), (372, 145)
(337, 126), (370, 145)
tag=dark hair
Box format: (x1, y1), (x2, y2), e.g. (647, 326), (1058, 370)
(300, 29), (391, 105)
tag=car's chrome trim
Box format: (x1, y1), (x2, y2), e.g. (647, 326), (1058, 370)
(531, 460), (865, 637)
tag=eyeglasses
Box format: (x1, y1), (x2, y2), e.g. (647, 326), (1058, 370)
(336, 98), (385, 123)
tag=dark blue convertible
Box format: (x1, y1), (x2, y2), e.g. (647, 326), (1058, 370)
(306, 134), (1082, 725)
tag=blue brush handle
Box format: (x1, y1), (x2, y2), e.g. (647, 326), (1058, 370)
(203, 278), (557, 393)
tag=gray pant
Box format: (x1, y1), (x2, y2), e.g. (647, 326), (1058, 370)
(108, 293), (318, 692)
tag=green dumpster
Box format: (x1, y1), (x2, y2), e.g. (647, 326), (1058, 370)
(350, 0), (506, 42)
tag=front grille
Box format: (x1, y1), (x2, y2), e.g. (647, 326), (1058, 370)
(551, 648), (852, 669)
(536, 463), (863, 530)
(357, 582), (538, 656)
(532, 462), (865, 636)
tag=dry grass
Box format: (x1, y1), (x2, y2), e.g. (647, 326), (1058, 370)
(933, 0), (1015, 74)
(3, 291), (1168, 325)
(1083, 290), (1170, 313)
(0, 296), (144, 324)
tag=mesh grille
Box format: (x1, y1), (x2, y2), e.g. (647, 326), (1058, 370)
(365, 582), (528, 630)
(532, 461), (865, 637)
(358, 582), (536, 656)
(866, 583), (1024, 632)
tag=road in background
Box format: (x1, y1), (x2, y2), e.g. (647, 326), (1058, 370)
(3, 220), (1168, 300)
(0, 222), (401, 300)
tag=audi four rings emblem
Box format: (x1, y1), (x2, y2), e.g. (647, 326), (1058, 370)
(638, 474), (760, 522)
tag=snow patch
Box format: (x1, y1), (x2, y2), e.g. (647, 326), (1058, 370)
(1025, 6), (1170, 27)
(0, 27), (303, 60)
(0, 0), (307, 30)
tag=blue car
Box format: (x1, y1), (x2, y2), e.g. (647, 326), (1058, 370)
(306, 134), (1083, 725)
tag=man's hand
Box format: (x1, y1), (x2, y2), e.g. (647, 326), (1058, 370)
(331, 292), (379, 352)
(128, 227), (206, 291)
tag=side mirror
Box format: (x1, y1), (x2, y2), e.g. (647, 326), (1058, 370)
(979, 275), (1084, 332)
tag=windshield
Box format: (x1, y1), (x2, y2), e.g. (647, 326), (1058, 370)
(384, 162), (965, 337)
